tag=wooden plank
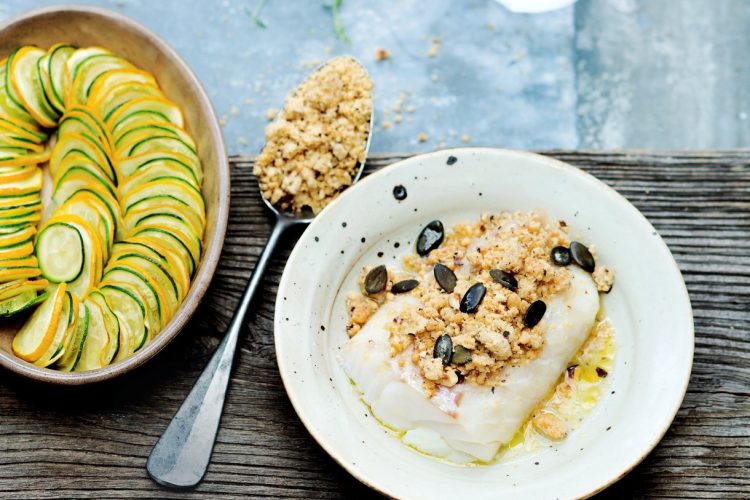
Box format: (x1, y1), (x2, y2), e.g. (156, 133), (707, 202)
(0, 151), (748, 499)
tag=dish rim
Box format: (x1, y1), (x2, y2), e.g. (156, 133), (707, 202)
(274, 147), (694, 498)
(0, 4), (230, 385)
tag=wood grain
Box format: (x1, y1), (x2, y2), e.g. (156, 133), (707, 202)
(0, 151), (748, 499)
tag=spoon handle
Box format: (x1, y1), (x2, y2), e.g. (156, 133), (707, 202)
(146, 218), (289, 489)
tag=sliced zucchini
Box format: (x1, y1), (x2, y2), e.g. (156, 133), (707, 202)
(119, 135), (199, 167)
(87, 290), (120, 365)
(108, 249), (180, 312)
(102, 262), (167, 332)
(0, 238), (33, 260)
(128, 227), (195, 278)
(37, 215), (102, 297)
(51, 175), (114, 217)
(56, 192), (116, 260)
(58, 107), (110, 149)
(0, 198), (41, 216)
(35, 290), (76, 367)
(0, 289), (48, 317)
(98, 83), (163, 122)
(114, 150), (201, 184)
(0, 277), (48, 301)
(99, 284), (148, 362)
(0, 166), (42, 196)
(0, 267), (41, 282)
(130, 215), (201, 265)
(35, 221), (84, 282)
(0, 192), (40, 209)
(123, 204), (203, 239)
(87, 68), (157, 107)
(63, 47), (112, 104)
(0, 58), (37, 126)
(49, 131), (115, 181)
(0, 115), (47, 142)
(9, 47), (59, 127)
(113, 121), (195, 150)
(117, 162), (200, 199)
(0, 164), (39, 184)
(0, 132), (45, 152)
(0, 148), (50, 168)
(0, 222), (34, 235)
(120, 177), (205, 218)
(52, 161), (117, 198)
(74, 299), (107, 371)
(0, 201), (42, 218)
(107, 96), (184, 131)
(68, 54), (133, 106)
(102, 278), (159, 341)
(140, 238), (191, 300)
(41, 43), (76, 113)
(12, 282), (66, 362)
(0, 225), (36, 247)
(0, 210), (41, 226)
(60, 187), (120, 241)
(56, 300), (89, 371)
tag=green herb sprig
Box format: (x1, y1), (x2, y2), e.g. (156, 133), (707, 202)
(324, 0), (351, 44)
(247, 0), (269, 28)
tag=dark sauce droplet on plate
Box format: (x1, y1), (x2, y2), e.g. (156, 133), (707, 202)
(393, 185), (407, 201)
(447, 155), (458, 165)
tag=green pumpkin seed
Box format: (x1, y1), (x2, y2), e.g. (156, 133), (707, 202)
(459, 283), (486, 313)
(416, 220), (444, 256)
(524, 300), (547, 327)
(433, 263), (457, 293)
(451, 345), (472, 365)
(433, 334), (452, 365)
(364, 265), (387, 294)
(391, 279), (419, 294)
(570, 241), (595, 272)
(489, 269), (518, 292)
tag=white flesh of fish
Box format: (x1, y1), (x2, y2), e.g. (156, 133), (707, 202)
(340, 266), (599, 463)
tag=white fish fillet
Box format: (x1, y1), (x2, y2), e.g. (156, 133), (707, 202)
(340, 267), (599, 463)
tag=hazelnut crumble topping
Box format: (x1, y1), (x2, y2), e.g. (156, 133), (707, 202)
(254, 56), (372, 215)
(345, 211), (614, 394)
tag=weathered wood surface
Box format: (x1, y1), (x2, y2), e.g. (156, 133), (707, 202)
(0, 151), (748, 499)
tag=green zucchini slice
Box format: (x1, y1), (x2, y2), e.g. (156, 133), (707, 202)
(35, 221), (84, 283)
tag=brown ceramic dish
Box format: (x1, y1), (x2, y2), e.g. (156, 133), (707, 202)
(0, 5), (230, 384)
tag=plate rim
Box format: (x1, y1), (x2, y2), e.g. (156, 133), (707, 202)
(275, 147), (694, 498)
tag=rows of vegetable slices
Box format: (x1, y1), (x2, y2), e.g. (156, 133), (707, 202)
(0, 44), (205, 371)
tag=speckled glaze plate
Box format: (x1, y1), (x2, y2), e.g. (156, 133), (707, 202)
(275, 148), (693, 499)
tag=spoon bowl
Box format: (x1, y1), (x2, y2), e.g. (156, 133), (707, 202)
(259, 56), (374, 225)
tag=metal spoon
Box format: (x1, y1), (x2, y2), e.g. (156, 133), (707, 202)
(146, 57), (373, 489)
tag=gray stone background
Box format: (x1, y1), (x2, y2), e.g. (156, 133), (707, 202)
(3, 0), (748, 155)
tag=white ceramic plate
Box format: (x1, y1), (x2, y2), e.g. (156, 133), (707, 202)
(275, 148), (693, 499)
